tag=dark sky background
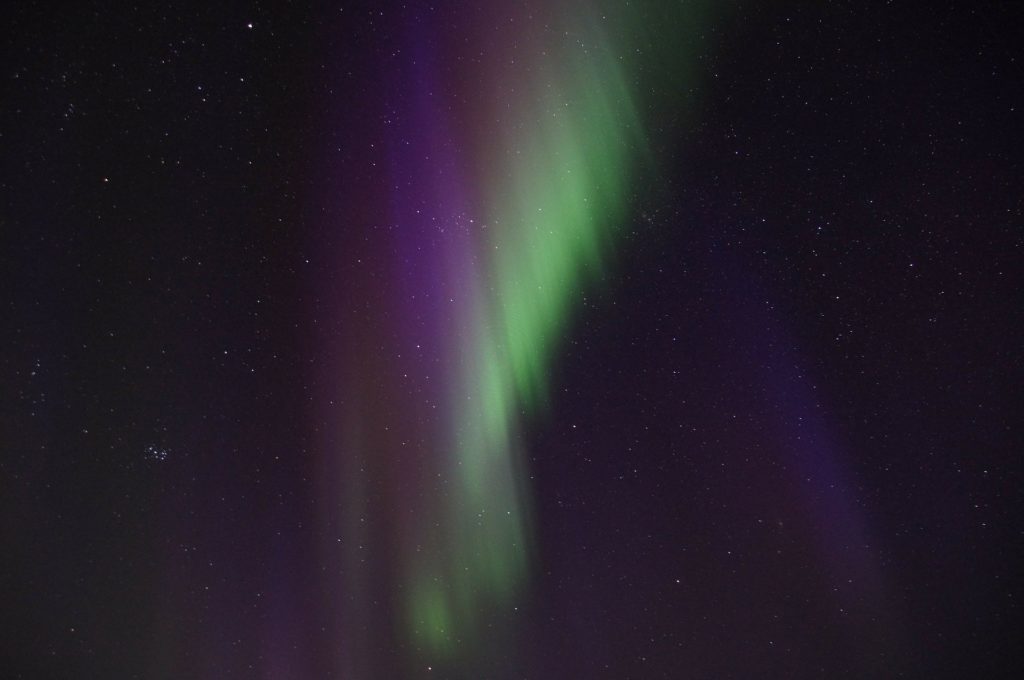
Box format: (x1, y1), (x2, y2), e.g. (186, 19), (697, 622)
(2, 1), (1022, 678)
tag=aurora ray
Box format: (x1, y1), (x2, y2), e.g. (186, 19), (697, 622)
(331, 0), (722, 673)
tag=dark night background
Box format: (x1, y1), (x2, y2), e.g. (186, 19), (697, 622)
(2, 1), (1022, 678)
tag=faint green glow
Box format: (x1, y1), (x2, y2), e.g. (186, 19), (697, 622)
(401, 0), (723, 666)
(406, 15), (645, 660)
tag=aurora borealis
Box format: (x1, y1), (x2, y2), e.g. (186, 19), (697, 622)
(396, 3), (646, 661)
(332, 3), (718, 672)
(4, 1), (1023, 678)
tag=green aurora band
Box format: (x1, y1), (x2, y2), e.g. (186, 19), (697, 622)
(340, 0), (723, 670)
(410, 41), (641, 653)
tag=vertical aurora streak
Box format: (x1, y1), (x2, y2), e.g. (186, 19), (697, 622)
(405, 10), (646, 660)
(330, 1), (721, 673)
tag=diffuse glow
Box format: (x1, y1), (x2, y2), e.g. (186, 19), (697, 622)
(405, 10), (648, 660)
(334, 1), (721, 672)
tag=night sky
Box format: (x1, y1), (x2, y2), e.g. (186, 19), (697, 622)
(2, 1), (1022, 678)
